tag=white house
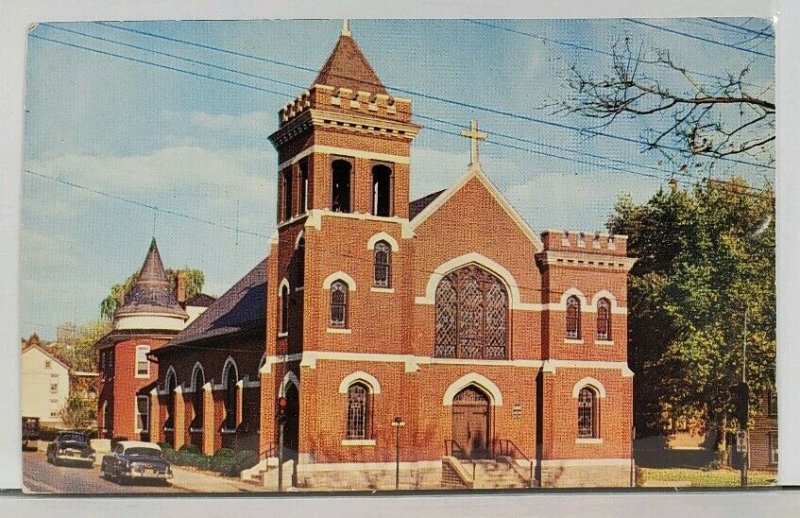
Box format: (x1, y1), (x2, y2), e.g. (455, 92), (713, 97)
(21, 344), (70, 427)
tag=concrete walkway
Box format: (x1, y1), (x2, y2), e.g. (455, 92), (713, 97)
(169, 466), (262, 493)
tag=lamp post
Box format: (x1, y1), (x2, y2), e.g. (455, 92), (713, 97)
(392, 417), (406, 490)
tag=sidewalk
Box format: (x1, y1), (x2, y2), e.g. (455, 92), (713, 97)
(169, 466), (263, 493)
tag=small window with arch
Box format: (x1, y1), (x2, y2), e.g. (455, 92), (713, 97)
(596, 297), (611, 340)
(566, 295), (581, 339)
(330, 280), (349, 328)
(577, 387), (599, 438)
(373, 241), (391, 288)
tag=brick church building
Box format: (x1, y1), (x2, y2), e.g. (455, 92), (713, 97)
(103, 22), (636, 489)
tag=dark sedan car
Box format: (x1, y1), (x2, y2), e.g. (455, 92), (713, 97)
(46, 431), (96, 467)
(101, 441), (173, 485)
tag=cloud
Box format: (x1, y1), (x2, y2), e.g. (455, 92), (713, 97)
(188, 111), (273, 134)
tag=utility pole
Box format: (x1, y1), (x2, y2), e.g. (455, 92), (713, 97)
(739, 308), (749, 487)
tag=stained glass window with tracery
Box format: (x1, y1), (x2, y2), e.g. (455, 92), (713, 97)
(434, 265), (508, 359)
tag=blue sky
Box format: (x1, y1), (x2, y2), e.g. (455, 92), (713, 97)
(20, 18), (775, 340)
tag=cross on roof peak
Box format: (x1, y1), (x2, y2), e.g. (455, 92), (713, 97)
(460, 120), (487, 167)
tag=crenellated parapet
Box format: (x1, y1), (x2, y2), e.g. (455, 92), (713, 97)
(540, 229), (628, 256)
(279, 84), (413, 126)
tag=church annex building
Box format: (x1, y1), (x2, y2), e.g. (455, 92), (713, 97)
(97, 23), (637, 490)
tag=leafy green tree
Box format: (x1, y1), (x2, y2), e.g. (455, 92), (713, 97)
(609, 179), (775, 460)
(59, 392), (96, 430)
(55, 320), (112, 373)
(99, 268), (205, 320)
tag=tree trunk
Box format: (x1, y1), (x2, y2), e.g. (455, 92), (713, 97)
(714, 415), (729, 468)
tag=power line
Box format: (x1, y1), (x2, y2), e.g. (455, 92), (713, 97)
(622, 18), (774, 59)
(91, 21), (773, 171)
(463, 19), (771, 91)
(31, 29), (770, 199)
(24, 169), (269, 238)
(700, 18), (775, 40)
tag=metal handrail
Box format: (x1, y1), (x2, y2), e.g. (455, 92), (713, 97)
(492, 439), (535, 488)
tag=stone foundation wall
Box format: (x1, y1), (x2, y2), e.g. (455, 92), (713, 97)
(295, 461), (442, 490)
(540, 462), (632, 488)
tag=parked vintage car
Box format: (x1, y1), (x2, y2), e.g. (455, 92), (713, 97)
(22, 416), (40, 450)
(45, 431), (96, 466)
(101, 441), (173, 485)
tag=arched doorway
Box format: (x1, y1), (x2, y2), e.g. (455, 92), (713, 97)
(283, 383), (300, 461)
(452, 386), (491, 459)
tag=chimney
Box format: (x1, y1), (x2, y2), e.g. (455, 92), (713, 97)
(177, 271), (187, 306)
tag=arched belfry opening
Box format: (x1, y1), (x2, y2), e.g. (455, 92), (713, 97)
(452, 385), (491, 459)
(371, 164), (392, 216)
(332, 159), (352, 213)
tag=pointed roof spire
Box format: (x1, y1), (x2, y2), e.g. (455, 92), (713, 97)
(312, 20), (388, 95)
(115, 238), (187, 319)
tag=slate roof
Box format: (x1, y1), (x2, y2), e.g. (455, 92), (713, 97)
(115, 238), (187, 319)
(160, 258), (268, 349)
(185, 293), (216, 308)
(409, 190), (446, 219)
(313, 33), (387, 95)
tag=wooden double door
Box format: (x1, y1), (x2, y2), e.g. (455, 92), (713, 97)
(452, 386), (491, 459)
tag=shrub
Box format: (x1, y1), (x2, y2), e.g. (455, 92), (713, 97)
(210, 448), (237, 474)
(235, 449), (259, 472)
(158, 442), (174, 451)
(178, 444), (201, 455)
(163, 448), (178, 464)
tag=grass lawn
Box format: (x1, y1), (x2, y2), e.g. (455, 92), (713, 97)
(640, 467), (778, 487)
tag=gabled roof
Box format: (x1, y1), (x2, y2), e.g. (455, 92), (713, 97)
(159, 258), (268, 349)
(21, 344), (71, 371)
(409, 190), (446, 219)
(185, 293), (216, 308)
(312, 32), (387, 95)
(115, 238), (187, 319)
(410, 163), (544, 251)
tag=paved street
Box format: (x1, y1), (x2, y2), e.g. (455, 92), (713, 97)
(22, 451), (186, 494)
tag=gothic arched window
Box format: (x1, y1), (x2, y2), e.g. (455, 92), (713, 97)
(223, 361), (238, 430)
(346, 382), (370, 439)
(191, 365), (205, 430)
(578, 387), (599, 438)
(332, 159), (352, 213)
(596, 298), (611, 340)
(164, 368), (177, 430)
(372, 164), (392, 217)
(373, 241), (391, 288)
(296, 237), (305, 288)
(282, 169), (293, 221)
(566, 296), (581, 339)
(280, 284), (290, 334)
(330, 280), (349, 328)
(434, 265), (508, 359)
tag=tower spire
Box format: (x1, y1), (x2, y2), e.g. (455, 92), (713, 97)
(342, 18), (351, 37)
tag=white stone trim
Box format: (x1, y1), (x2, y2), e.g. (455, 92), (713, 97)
(418, 253), (524, 308)
(115, 313), (187, 331)
(278, 277), (290, 295)
(539, 458), (631, 468)
(243, 377), (260, 389)
(338, 371), (382, 394)
(410, 163), (543, 251)
(564, 339), (584, 345)
(277, 145), (410, 171)
(260, 353), (304, 375)
(163, 365), (177, 394)
(560, 288), (589, 308)
(366, 232), (400, 251)
(442, 373), (503, 406)
(190, 362), (205, 392)
(572, 377), (607, 398)
(222, 356), (238, 386)
(590, 289), (619, 310)
(341, 439), (376, 446)
(294, 230), (305, 249)
(279, 371), (299, 397)
(370, 287), (394, 294)
(595, 340), (614, 347)
(326, 328), (352, 334)
(575, 438), (604, 444)
(221, 429), (237, 435)
(277, 331), (289, 338)
(303, 209), (414, 239)
(322, 271), (357, 291)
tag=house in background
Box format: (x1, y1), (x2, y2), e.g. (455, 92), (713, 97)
(21, 343), (70, 428)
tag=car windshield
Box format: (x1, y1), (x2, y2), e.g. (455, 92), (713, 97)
(59, 433), (87, 443)
(125, 447), (162, 457)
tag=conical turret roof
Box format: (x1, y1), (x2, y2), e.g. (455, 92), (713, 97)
(114, 238), (188, 319)
(312, 28), (387, 95)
